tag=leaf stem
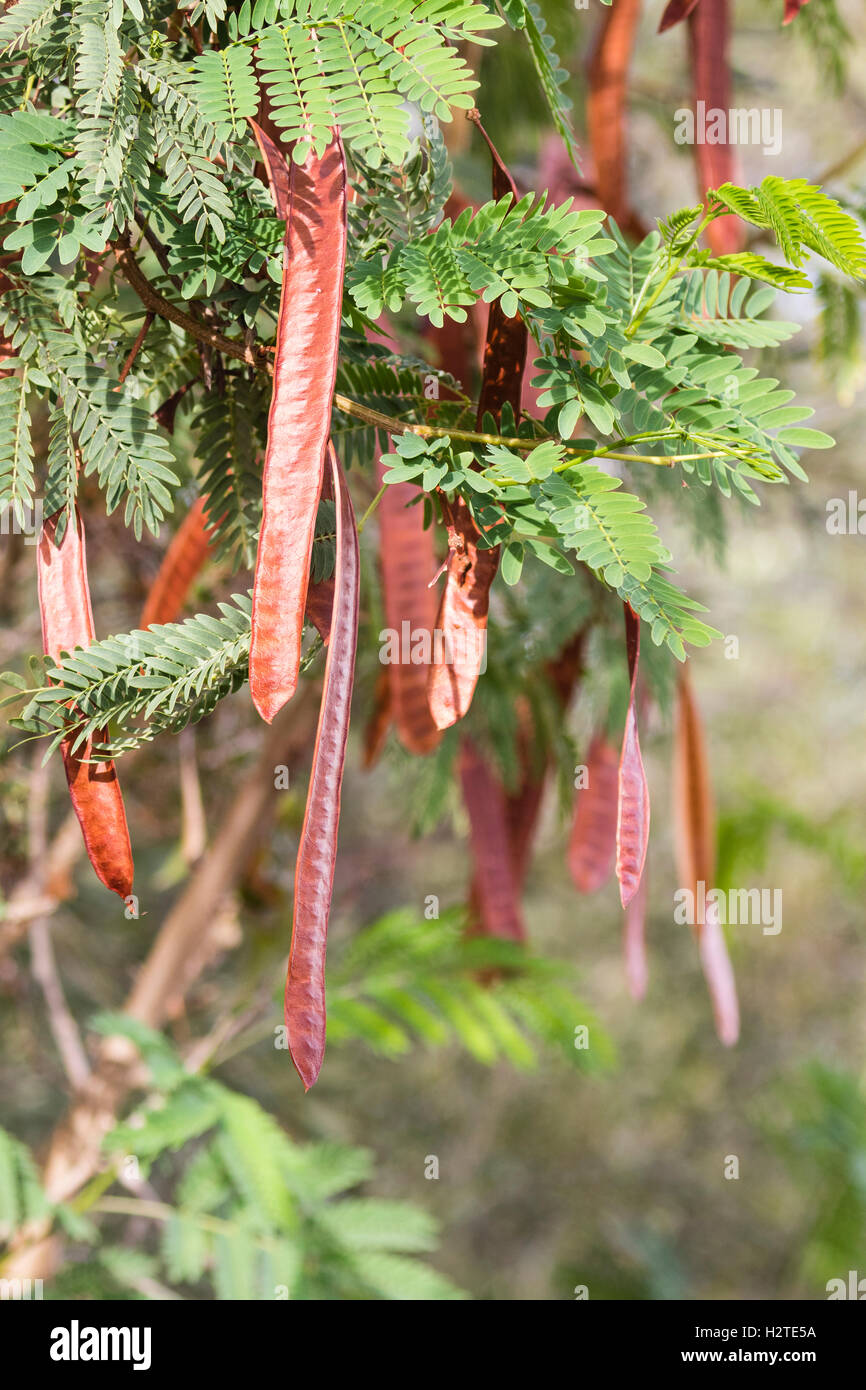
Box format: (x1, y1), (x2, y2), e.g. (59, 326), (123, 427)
(356, 481), (388, 534)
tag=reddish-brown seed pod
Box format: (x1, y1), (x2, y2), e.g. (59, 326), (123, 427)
(688, 0), (745, 256)
(427, 121), (527, 732)
(376, 460), (441, 756)
(568, 733), (620, 894)
(616, 604), (650, 908)
(249, 129), (347, 724)
(699, 899), (740, 1046)
(623, 867), (649, 1000)
(460, 740), (525, 943)
(140, 498), (215, 629)
(304, 573), (335, 645)
(249, 117), (290, 216)
(361, 668), (392, 770)
(467, 630), (586, 938)
(672, 665), (715, 929)
(672, 665), (739, 1042)
(284, 444), (359, 1090)
(427, 494), (499, 730)
(783, 0), (810, 22)
(587, 0), (645, 238)
(37, 511), (134, 899)
(658, 0), (701, 32)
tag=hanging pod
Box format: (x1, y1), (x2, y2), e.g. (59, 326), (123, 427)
(249, 121), (348, 723)
(615, 603), (650, 908)
(140, 497), (215, 629)
(460, 739), (526, 944)
(568, 733), (620, 894)
(673, 666), (739, 1045)
(427, 119), (527, 731)
(284, 444), (359, 1090)
(37, 510), (134, 899)
(376, 457), (441, 756)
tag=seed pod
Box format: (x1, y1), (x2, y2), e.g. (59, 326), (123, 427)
(688, 0), (744, 255)
(587, 0), (646, 238)
(568, 733), (620, 894)
(623, 866), (649, 1000)
(469, 630), (586, 937)
(376, 459), (441, 755)
(783, 0), (810, 23)
(427, 121), (527, 731)
(460, 740), (525, 943)
(37, 511), (134, 899)
(362, 667), (392, 770)
(699, 899), (740, 1046)
(249, 129), (347, 723)
(672, 665), (739, 1043)
(284, 444), (359, 1090)
(140, 498), (215, 629)
(672, 665), (715, 927)
(658, 0), (701, 32)
(616, 603), (650, 907)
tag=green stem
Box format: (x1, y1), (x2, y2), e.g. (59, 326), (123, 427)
(626, 212), (714, 338)
(356, 481), (387, 534)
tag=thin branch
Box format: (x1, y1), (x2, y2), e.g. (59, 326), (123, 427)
(115, 311), (154, 387)
(111, 236), (695, 464)
(26, 757), (90, 1090)
(30, 918), (91, 1089)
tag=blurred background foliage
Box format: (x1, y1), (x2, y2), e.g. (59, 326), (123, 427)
(1, 0), (865, 1300)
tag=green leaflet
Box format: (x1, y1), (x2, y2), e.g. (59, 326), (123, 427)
(710, 176), (866, 283)
(347, 197), (611, 324)
(534, 466), (670, 591)
(192, 1), (502, 166)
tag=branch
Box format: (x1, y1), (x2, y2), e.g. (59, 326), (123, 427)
(111, 238), (678, 463)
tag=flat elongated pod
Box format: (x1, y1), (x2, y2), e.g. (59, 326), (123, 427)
(469, 630), (585, 937)
(249, 131), (347, 723)
(428, 124), (527, 732)
(688, 0), (744, 255)
(569, 734), (620, 894)
(699, 899), (740, 1046)
(427, 494), (499, 730)
(658, 0), (701, 31)
(672, 666), (739, 1041)
(623, 867), (649, 1001)
(672, 666), (715, 929)
(616, 603), (650, 908)
(376, 461), (440, 755)
(140, 498), (214, 628)
(284, 445), (359, 1089)
(587, 0), (644, 236)
(37, 512), (133, 898)
(460, 740), (525, 943)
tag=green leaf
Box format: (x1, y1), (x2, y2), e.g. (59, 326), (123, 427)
(775, 426), (835, 449)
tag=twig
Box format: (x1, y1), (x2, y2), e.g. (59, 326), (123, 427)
(26, 757), (90, 1089)
(115, 311), (154, 387)
(110, 236), (695, 465)
(0, 812), (83, 959)
(30, 918), (91, 1089)
(178, 727), (206, 867)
